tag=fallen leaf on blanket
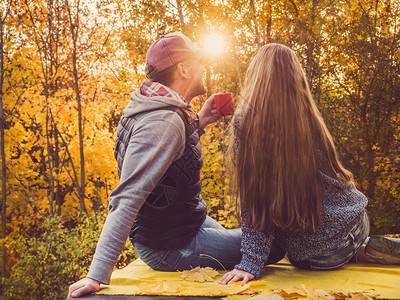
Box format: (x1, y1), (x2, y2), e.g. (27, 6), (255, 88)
(249, 294), (284, 300)
(311, 288), (336, 299)
(238, 288), (260, 296)
(236, 280), (269, 296)
(331, 289), (378, 300)
(137, 280), (181, 294)
(180, 266), (220, 282)
(273, 285), (378, 300)
(225, 282), (252, 294)
(274, 285), (335, 299)
(274, 287), (308, 299)
(189, 281), (251, 296)
(299, 284), (336, 299)
(236, 284), (261, 296)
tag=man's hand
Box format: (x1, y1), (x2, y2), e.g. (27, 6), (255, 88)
(218, 268), (255, 285)
(67, 277), (100, 298)
(197, 94), (221, 129)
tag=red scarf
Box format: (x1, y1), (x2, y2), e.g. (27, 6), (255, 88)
(140, 81), (188, 104)
(139, 81), (197, 122)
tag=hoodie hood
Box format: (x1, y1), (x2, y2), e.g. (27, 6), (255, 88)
(123, 89), (192, 118)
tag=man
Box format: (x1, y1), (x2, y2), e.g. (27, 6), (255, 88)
(68, 32), (242, 298)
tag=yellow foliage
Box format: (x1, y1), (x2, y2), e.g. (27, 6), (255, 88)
(198, 117), (240, 229)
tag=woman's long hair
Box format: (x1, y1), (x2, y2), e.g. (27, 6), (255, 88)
(228, 44), (353, 233)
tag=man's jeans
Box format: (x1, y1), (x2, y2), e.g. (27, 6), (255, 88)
(132, 216), (242, 271)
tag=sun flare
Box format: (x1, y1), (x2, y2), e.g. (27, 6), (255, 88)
(202, 33), (226, 56)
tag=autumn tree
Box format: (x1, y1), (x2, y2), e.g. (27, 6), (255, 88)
(324, 0), (400, 232)
(2, 0), (127, 272)
(22, 0), (72, 215)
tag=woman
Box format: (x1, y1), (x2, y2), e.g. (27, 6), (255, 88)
(219, 43), (400, 285)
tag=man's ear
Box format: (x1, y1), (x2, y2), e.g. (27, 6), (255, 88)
(176, 62), (190, 79)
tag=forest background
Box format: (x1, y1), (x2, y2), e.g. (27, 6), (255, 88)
(0, 0), (399, 299)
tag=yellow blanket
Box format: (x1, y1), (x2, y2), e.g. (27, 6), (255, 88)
(97, 259), (400, 299)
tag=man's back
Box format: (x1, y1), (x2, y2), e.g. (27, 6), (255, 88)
(114, 100), (206, 249)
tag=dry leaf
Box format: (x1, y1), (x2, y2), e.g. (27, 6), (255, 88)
(137, 280), (181, 294)
(332, 289), (378, 300)
(238, 288), (260, 295)
(273, 286), (378, 300)
(225, 282), (252, 294)
(312, 288), (336, 300)
(274, 287), (308, 299)
(192, 281), (251, 296)
(299, 283), (336, 299)
(237, 280), (268, 296)
(180, 266), (220, 282)
(249, 293), (284, 299)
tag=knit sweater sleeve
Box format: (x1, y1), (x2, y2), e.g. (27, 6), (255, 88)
(234, 206), (274, 278)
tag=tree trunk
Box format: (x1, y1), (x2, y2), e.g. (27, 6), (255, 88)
(305, 2), (316, 87)
(206, 65), (211, 97)
(54, 126), (61, 215)
(266, 3), (272, 43)
(0, 7), (8, 281)
(250, 0), (261, 48)
(45, 92), (55, 216)
(75, 51), (86, 213)
(66, 0), (87, 213)
(72, 49), (86, 213)
(175, 0), (185, 32)
(233, 44), (242, 93)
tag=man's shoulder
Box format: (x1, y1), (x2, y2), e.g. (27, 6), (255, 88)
(137, 107), (186, 130)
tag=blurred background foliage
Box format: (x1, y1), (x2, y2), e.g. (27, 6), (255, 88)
(0, 0), (399, 298)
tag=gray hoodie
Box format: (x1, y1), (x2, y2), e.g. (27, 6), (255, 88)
(87, 90), (194, 284)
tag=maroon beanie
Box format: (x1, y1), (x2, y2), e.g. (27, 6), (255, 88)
(145, 32), (205, 79)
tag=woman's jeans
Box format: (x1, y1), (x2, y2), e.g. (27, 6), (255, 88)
(132, 216), (242, 271)
(290, 211), (370, 270)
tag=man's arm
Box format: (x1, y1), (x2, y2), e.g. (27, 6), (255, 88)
(197, 94), (221, 129)
(67, 278), (100, 298)
(68, 111), (186, 297)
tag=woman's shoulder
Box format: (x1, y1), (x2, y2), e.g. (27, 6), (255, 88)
(319, 171), (353, 189)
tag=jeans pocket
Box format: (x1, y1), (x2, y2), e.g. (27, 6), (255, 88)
(133, 242), (170, 270)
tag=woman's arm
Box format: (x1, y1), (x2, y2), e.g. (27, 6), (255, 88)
(219, 223), (274, 284)
(219, 268), (254, 284)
